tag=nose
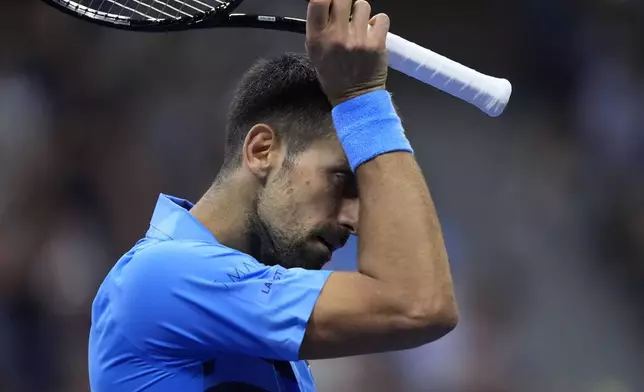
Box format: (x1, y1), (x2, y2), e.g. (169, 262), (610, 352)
(338, 197), (359, 236)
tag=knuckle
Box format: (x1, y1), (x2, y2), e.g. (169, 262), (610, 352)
(338, 36), (371, 52)
(369, 42), (384, 52)
(331, 38), (349, 51)
(344, 42), (357, 52)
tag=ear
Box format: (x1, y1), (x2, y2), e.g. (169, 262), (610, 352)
(242, 123), (284, 181)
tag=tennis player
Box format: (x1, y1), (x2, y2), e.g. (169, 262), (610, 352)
(88, 0), (459, 390)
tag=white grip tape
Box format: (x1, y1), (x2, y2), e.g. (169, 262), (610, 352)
(385, 32), (512, 117)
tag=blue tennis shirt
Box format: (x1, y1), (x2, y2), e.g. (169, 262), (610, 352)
(88, 194), (332, 391)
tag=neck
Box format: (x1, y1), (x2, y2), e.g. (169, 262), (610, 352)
(190, 174), (256, 255)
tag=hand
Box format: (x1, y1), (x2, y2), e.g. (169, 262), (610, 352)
(305, 0), (390, 106)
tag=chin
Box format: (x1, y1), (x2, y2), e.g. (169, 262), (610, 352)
(276, 255), (326, 270)
(278, 261), (323, 270)
(303, 255), (330, 270)
(271, 246), (329, 270)
(302, 263), (325, 271)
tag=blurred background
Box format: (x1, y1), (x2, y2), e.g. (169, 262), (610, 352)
(1, 0), (643, 391)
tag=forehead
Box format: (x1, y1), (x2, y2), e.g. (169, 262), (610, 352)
(294, 137), (350, 171)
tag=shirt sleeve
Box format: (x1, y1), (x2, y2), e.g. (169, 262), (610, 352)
(112, 240), (332, 362)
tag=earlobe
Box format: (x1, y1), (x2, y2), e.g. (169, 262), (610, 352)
(243, 124), (281, 180)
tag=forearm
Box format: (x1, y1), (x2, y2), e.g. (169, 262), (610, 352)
(301, 0), (458, 357)
(333, 90), (457, 319)
(357, 152), (456, 314)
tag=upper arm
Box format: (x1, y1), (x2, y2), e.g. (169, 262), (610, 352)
(113, 241), (331, 362)
(300, 271), (458, 360)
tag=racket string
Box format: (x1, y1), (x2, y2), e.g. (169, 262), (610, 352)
(164, 0), (217, 16)
(129, 0), (148, 19)
(55, 0), (224, 22)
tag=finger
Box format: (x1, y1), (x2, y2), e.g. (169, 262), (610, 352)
(350, 0), (371, 37)
(329, 0), (353, 26)
(307, 0), (331, 36)
(368, 13), (390, 49)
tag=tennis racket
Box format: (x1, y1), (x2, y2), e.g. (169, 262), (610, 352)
(40, 0), (513, 117)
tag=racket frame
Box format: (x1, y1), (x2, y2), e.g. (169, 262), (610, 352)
(41, 0), (307, 33)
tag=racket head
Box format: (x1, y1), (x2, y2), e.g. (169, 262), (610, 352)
(41, 0), (244, 31)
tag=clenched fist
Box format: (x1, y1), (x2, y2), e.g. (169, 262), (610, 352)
(305, 0), (390, 106)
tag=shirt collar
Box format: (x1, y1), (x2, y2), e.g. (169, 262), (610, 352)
(147, 193), (218, 243)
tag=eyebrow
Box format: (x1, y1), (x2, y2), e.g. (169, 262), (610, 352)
(329, 158), (351, 172)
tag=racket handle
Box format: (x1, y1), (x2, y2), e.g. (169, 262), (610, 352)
(385, 32), (512, 117)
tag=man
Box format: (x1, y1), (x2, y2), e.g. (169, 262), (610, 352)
(88, 0), (459, 390)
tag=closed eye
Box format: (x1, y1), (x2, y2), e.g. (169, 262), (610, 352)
(331, 171), (349, 185)
(332, 170), (358, 198)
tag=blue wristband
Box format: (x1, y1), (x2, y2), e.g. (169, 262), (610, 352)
(332, 90), (413, 171)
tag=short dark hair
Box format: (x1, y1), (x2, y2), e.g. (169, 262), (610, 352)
(221, 53), (334, 173)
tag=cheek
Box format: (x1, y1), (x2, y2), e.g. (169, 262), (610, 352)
(269, 186), (330, 232)
(273, 169), (341, 228)
(263, 184), (312, 231)
(298, 180), (340, 220)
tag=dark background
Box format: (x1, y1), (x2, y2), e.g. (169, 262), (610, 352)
(1, 0), (643, 391)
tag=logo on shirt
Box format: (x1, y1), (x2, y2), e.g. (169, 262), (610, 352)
(261, 268), (284, 296)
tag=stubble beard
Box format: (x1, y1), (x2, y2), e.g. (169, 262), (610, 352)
(246, 199), (306, 269)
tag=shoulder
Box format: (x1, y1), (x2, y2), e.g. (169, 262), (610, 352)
(112, 241), (268, 325)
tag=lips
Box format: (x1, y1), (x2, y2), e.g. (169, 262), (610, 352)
(317, 232), (349, 253)
(317, 236), (334, 252)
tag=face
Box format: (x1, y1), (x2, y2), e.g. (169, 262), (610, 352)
(249, 137), (359, 270)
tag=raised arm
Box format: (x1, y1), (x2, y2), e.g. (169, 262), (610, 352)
(299, 0), (459, 360)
